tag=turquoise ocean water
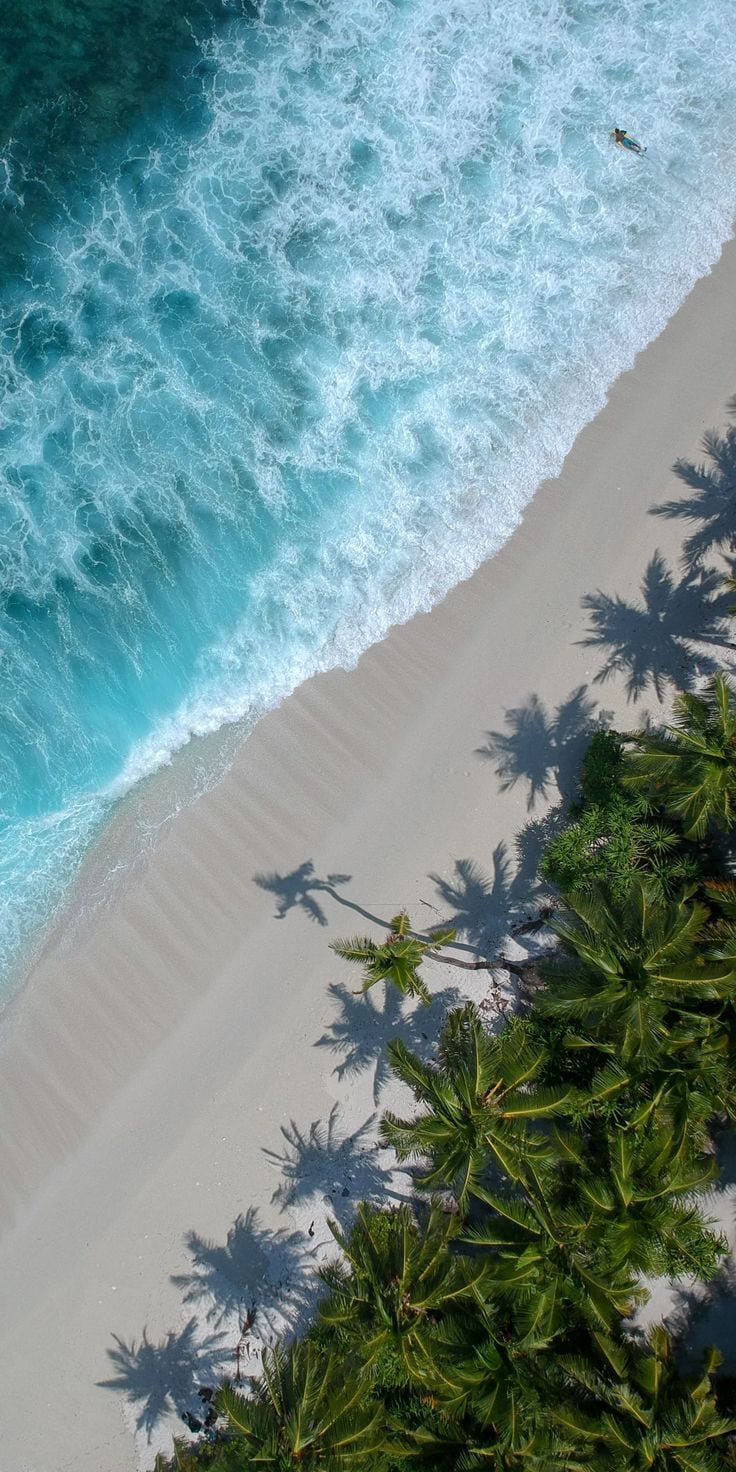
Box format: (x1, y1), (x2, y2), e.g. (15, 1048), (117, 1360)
(2, 0), (736, 985)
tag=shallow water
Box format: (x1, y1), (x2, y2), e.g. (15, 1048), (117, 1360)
(1, 0), (736, 984)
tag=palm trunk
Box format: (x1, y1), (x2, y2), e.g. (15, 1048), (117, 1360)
(427, 950), (491, 971)
(427, 948), (557, 976)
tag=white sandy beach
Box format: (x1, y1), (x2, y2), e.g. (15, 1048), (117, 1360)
(1, 235), (735, 1471)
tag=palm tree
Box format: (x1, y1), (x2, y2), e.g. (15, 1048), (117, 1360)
(465, 1181), (643, 1336)
(317, 1201), (487, 1385)
(381, 1004), (578, 1204)
(569, 1123), (724, 1282)
(403, 1284), (591, 1467)
(401, 1425), (597, 1472)
(538, 1004), (731, 1163)
(540, 880), (736, 1065)
(466, 1115), (723, 1340)
(582, 1018), (734, 1161)
(554, 1326), (736, 1472)
(623, 674), (736, 838)
(330, 911), (458, 1004)
(218, 1342), (385, 1468)
(389, 1360), (595, 1472)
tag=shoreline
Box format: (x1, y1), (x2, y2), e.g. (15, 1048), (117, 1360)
(3, 183), (736, 998)
(1, 234), (735, 1470)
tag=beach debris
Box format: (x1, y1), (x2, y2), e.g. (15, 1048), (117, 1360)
(511, 901), (559, 936)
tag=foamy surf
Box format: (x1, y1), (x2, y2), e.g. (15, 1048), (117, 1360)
(1, 0), (736, 985)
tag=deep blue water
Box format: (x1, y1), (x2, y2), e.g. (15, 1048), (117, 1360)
(2, 0), (736, 982)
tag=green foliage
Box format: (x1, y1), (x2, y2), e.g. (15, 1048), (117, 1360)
(540, 878), (736, 1065)
(330, 911), (456, 1004)
(569, 1121), (724, 1281)
(554, 1327), (736, 1472)
(542, 731), (698, 903)
(154, 1438), (246, 1471)
(465, 1177), (644, 1336)
(156, 691), (736, 1472)
(624, 674), (736, 840)
(217, 1342), (387, 1468)
(381, 1006), (577, 1204)
(317, 1202), (486, 1386)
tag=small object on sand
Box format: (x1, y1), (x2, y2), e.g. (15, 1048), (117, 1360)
(308, 1220), (315, 1237)
(182, 1410), (203, 1433)
(511, 903), (557, 936)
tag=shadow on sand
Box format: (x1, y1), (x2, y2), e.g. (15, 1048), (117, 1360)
(103, 406), (736, 1451)
(652, 413), (736, 568)
(98, 1319), (228, 1436)
(263, 1103), (400, 1224)
(252, 862), (353, 927)
(315, 979), (461, 1105)
(100, 1206), (322, 1440)
(171, 1205), (315, 1335)
(253, 860), (491, 959)
(477, 685), (605, 810)
(428, 846), (548, 954)
(580, 551), (731, 702)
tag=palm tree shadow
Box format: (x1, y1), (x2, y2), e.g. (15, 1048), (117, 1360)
(170, 1206), (314, 1335)
(253, 862), (353, 926)
(315, 981), (461, 1105)
(430, 838), (562, 954)
(253, 861), (484, 957)
(580, 551), (731, 702)
(514, 805), (569, 900)
(712, 1128), (736, 1189)
(652, 420), (736, 567)
(477, 686), (604, 810)
(430, 849), (517, 953)
(264, 1105), (395, 1222)
(98, 1318), (228, 1437)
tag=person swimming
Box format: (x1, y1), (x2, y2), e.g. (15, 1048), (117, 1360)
(611, 127), (646, 155)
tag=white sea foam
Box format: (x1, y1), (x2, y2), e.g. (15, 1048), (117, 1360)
(1, 0), (736, 984)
